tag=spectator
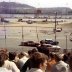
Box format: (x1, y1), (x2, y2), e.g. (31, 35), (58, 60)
(63, 52), (71, 64)
(9, 52), (17, 62)
(0, 52), (12, 72)
(20, 48), (38, 72)
(46, 53), (56, 72)
(69, 55), (72, 72)
(17, 52), (28, 69)
(26, 52), (48, 72)
(3, 52), (20, 72)
(51, 53), (69, 72)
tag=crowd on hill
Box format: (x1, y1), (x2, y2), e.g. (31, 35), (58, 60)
(0, 48), (72, 72)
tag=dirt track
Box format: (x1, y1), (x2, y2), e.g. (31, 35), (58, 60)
(0, 18), (72, 52)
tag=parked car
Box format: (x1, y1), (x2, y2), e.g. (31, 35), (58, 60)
(19, 41), (39, 47)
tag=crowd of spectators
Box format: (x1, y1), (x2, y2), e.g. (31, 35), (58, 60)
(0, 48), (72, 72)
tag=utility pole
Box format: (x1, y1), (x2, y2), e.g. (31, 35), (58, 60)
(36, 25), (39, 42)
(3, 21), (7, 47)
(55, 12), (57, 42)
(22, 26), (24, 41)
(64, 31), (68, 53)
(66, 35), (67, 51)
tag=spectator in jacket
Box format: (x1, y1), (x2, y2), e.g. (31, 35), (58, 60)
(20, 48), (38, 72)
(26, 52), (48, 72)
(51, 53), (69, 72)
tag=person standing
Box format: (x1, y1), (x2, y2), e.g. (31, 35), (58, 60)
(26, 52), (48, 72)
(0, 52), (12, 72)
(69, 55), (72, 72)
(51, 53), (69, 72)
(46, 53), (56, 72)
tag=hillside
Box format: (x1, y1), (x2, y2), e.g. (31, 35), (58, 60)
(38, 7), (72, 15)
(0, 2), (35, 14)
(0, 2), (35, 8)
(0, 2), (72, 15)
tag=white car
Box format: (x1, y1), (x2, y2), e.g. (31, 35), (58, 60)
(70, 33), (72, 41)
(48, 45), (61, 52)
(53, 28), (62, 32)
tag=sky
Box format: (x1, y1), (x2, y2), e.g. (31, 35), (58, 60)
(0, 0), (72, 9)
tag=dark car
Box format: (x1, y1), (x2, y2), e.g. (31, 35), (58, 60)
(26, 20), (33, 24)
(19, 41), (39, 47)
(18, 19), (23, 22)
(40, 39), (59, 45)
(51, 41), (59, 45)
